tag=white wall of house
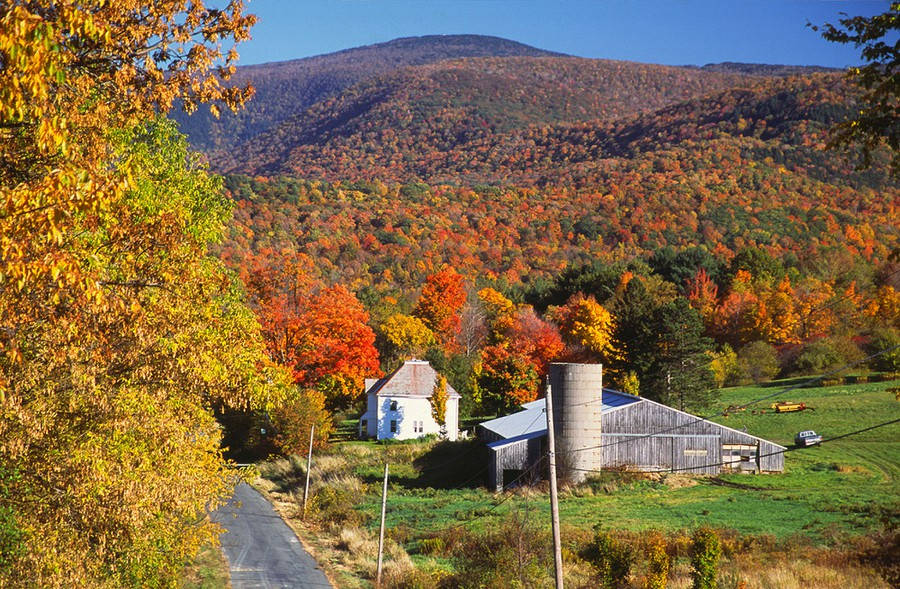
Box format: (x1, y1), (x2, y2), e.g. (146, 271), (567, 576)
(358, 392), (378, 439)
(357, 395), (458, 441)
(445, 397), (459, 441)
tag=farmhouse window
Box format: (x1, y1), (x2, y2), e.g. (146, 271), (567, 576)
(390, 400), (398, 411)
(390, 420), (397, 433)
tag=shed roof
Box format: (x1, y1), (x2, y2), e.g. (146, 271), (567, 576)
(486, 429), (546, 450)
(365, 359), (460, 399)
(479, 389), (639, 440)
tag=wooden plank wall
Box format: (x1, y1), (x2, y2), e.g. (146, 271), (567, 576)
(602, 401), (784, 472)
(488, 436), (544, 491)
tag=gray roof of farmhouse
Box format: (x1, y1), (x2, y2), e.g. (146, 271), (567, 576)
(480, 389), (639, 440)
(365, 359), (460, 399)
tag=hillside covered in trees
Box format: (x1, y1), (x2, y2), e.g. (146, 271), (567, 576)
(201, 38), (897, 422)
(171, 35), (564, 153)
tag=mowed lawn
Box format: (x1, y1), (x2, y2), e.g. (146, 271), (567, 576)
(266, 378), (900, 548)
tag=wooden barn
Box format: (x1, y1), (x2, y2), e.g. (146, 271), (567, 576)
(477, 388), (785, 491)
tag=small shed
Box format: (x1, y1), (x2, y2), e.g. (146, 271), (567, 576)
(359, 360), (460, 441)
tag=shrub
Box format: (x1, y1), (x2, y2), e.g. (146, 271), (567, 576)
(792, 336), (864, 376)
(867, 328), (900, 372)
(643, 533), (670, 589)
(309, 485), (369, 527)
(622, 371), (641, 397)
(448, 512), (553, 588)
(709, 344), (741, 388)
(583, 530), (635, 588)
(270, 388), (333, 454)
(690, 527), (722, 589)
(417, 537), (446, 556)
(736, 341), (780, 383)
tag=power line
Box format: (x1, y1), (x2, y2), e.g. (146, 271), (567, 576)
(564, 417), (900, 476)
(566, 342), (900, 457)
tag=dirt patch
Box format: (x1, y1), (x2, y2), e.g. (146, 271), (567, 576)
(660, 474), (700, 489)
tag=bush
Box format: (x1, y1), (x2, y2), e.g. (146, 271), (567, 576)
(643, 533), (670, 589)
(448, 512), (553, 588)
(417, 537), (446, 556)
(270, 388), (333, 454)
(709, 344), (741, 387)
(690, 527), (722, 589)
(792, 336), (864, 376)
(736, 341), (780, 383)
(308, 485), (369, 527)
(583, 530), (635, 588)
(867, 328), (900, 372)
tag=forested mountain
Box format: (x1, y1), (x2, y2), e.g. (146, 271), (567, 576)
(209, 56), (754, 176)
(697, 62), (840, 76)
(211, 69), (891, 193)
(219, 148), (896, 298)
(171, 35), (563, 152)
(201, 40), (896, 297)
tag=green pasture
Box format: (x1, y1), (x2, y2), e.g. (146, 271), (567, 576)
(267, 378), (900, 550)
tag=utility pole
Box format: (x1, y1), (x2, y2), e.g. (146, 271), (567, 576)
(302, 425), (315, 519)
(544, 379), (564, 589)
(376, 463), (389, 588)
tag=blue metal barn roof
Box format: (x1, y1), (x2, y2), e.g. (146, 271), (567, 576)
(479, 389), (639, 440)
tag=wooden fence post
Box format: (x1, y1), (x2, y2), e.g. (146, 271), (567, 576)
(376, 463), (389, 587)
(302, 425), (315, 519)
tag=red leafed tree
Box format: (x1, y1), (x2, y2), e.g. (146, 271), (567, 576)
(413, 266), (467, 350)
(506, 307), (565, 375)
(687, 268), (719, 326)
(292, 285), (381, 409)
(474, 296), (564, 413)
(245, 255), (380, 409)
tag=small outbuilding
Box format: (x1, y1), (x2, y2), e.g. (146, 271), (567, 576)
(359, 359), (460, 441)
(478, 363), (785, 491)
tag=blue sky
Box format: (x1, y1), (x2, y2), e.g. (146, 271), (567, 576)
(236, 1), (891, 68)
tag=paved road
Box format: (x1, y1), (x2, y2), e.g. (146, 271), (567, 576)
(214, 482), (333, 589)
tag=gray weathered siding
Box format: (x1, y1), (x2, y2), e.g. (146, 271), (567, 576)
(488, 436), (544, 491)
(602, 400), (784, 472)
(483, 397), (785, 490)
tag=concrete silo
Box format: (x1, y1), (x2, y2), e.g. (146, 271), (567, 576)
(548, 363), (603, 482)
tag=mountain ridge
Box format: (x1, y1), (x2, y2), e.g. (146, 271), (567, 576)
(208, 55), (759, 178)
(172, 34), (564, 151)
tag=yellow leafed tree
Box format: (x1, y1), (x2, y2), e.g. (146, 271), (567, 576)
(549, 293), (620, 362)
(431, 375), (449, 428)
(0, 2), (288, 587)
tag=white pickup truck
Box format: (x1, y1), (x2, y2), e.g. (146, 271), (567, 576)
(795, 430), (823, 446)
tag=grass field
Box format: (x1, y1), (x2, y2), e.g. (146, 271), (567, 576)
(256, 377), (900, 587)
(179, 543), (231, 589)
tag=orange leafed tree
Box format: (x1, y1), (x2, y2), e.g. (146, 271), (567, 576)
(755, 277), (800, 344)
(413, 266), (467, 350)
(473, 288), (563, 412)
(298, 285), (381, 408)
(245, 258), (380, 409)
(687, 268), (719, 325)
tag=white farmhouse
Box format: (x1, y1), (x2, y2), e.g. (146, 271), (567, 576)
(358, 359), (460, 441)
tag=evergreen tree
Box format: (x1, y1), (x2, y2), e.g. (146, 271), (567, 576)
(644, 298), (717, 411)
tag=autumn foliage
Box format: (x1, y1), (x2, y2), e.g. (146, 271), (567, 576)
(413, 266), (467, 350)
(0, 2), (280, 586)
(244, 255), (380, 410)
(472, 288), (564, 412)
